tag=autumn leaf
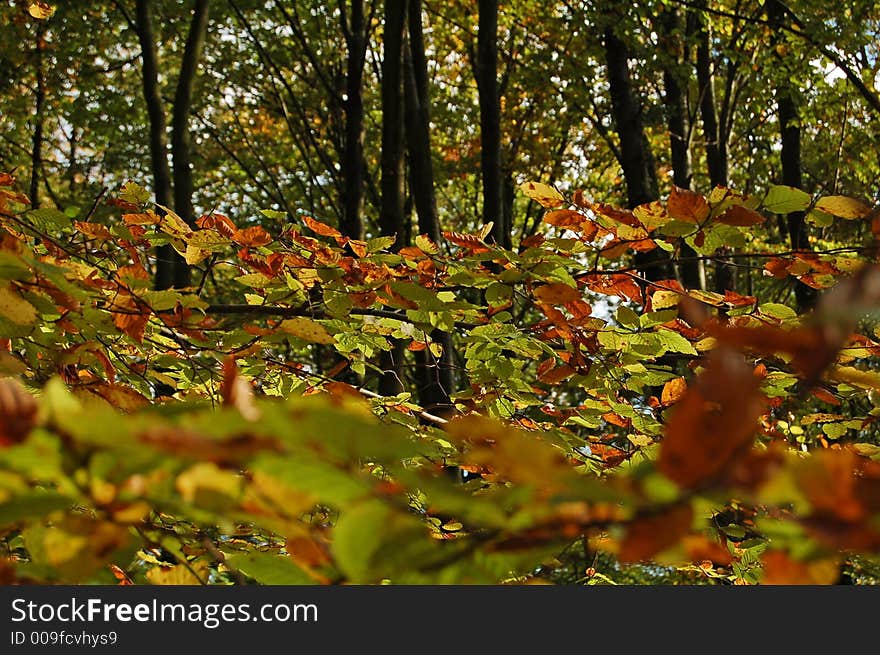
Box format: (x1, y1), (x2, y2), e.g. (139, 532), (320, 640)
(0, 284), (37, 325)
(303, 215), (342, 238)
(716, 204), (765, 226)
(661, 377), (687, 406)
(658, 348), (764, 490)
(28, 2), (55, 19)
(415, 234), (440, 254)
(667, 187), (709, 223)
(618, 503), (693, 563)
(279, 317), (335, 344)
(815, 195), (873, 219)
(533, 283), (581, 305)
(232, 225), (273, 247)
(0, 377), (38, 447)
(520, 181), (564, 208)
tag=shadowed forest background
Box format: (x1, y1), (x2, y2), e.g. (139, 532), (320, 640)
(1, 0), (880, 585)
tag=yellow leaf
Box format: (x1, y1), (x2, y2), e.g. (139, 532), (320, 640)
(279, 317), (335, 344)
(651, 289), (680, 310)
(520, 181), (564, 208)
(184, 244), (210, 265)
(28, 2), (55, 19)
(415, 234), (439, 254)
(146, 561), (209, 585)
(0, 284), (37, 325)
(815, 195), (873, 219)
(156, 204), (193, 237)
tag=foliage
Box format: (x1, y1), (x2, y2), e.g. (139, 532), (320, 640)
(2, 168), (880, 585)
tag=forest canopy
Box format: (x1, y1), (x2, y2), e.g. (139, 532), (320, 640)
(1, 0), (880, 585)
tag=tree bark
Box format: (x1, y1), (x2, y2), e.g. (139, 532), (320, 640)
(603, 24), (673, 282)
(379, 0), (408, 396)
(170, 0), (211, 288)
(134, 0), (177, 290)
(404, 0), (454, 412)
(767, 0), (816, 311)
(659, 8), (703, 291)
(694, 3), (736, 295)
(29, 27), (45, 209)
(476, 0), (507, 248)
(340, 0), (367, 240)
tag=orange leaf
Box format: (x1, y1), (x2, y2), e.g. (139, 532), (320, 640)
(533, 283), (581, 305)
(619, 503), (693, 562)
(543, 209), (586, 229)
(303, 215), (342, 238)
(122, 212), (160, 226)
(761, 550), (840, 585)
(0, 377), (38, 448)
(231, 225), (272, 247)
(716, 204), (765, 226)
(667, 186), (710, 223)
(75, 221), (113, 240)
(661, 377), (687, 406)
(196, 212), (237, 237)
(658, 348), (764, 490)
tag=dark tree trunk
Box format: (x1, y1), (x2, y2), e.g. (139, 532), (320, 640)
(404, 0), (454, 412)
(340, 0), (366, 240)
(29, 28), (45, 209)
(379, 0), (408, 396)
(134, 0), (177, 291)
(694, 4), (735, 295)
(170, 0), (211, 288)
(659, 8), (703, 291)
(476, 0), (507, 248)
(767, 0), (816, 312)
(603, 24), (673, 282)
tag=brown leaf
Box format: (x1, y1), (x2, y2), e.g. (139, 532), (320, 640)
(196, 212), (237, 237)
(543, 209), (587, 229)
(667, 187), (710, 223)
(220, 357), (260, 421)
(0, 377), (37, 448)
(74, 221), (113, 240)
(658, 348), (764, 490)
(716, 204), (765, 226)
(619, 503), (693, 562)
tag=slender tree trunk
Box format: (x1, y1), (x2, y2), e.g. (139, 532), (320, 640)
(134, 0), (177, 290)
(340, 0), (366, 240)
(476, 0), (507, 248)
(603, 24), (673, 282)
(694, 3), (735, 295)
(404, 0), (454, 412)
(767, 0), (816, 312)
(29, 27), (45, 209)
(379, 0), (408, 396)
(659, 8), (703, 291)
(171, 0), (211, 288)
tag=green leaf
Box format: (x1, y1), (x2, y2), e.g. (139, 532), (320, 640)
(225, 551), (314, 585)
(762, 185), (811, 214)
(0, 492), (72, 526)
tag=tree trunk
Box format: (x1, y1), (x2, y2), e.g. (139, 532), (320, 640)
(476, 0), (507, 248)
(29, 27), (45, 209)
(603, 24), (673, 282)
(134, 0), (177, 291)
(767, 0), (816, 312)
(659, 8), (703, 291)
(694, 4), (735, 295)
(404, 0), (455, 413)
(340, 0), (366, 240)
(170, 0), (211, 289)
(379, 0), (408, 396)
